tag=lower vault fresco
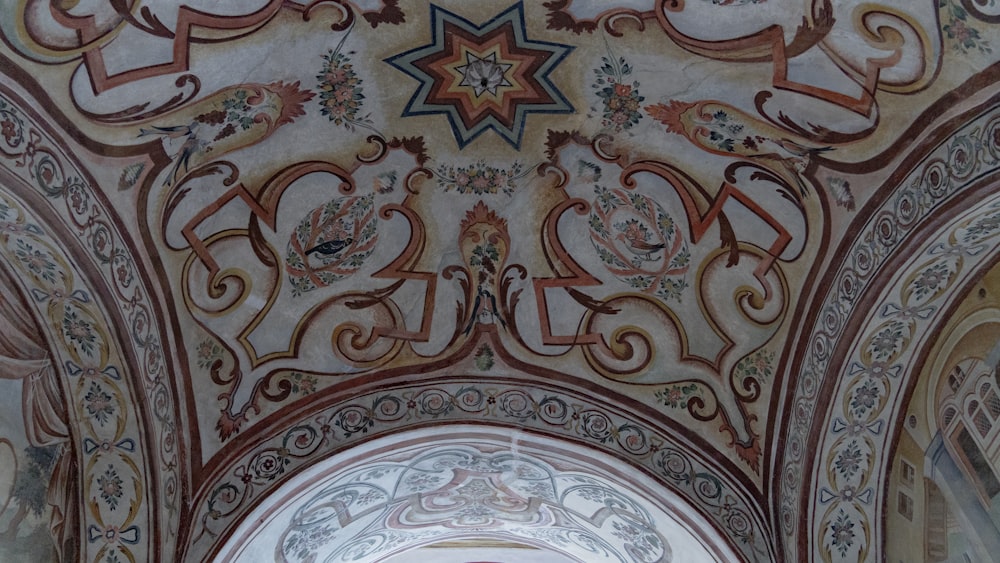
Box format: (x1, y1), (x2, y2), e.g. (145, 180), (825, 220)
(0, 1), (998, 562)
(217, 428), (738, 562)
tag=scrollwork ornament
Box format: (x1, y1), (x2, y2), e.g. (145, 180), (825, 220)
(983, 114), (1000, 162)
(498, 390), (536, 420)
(692, 473), (723, 502)
(579, 410), (615, 442)
(921, 159), (951, 198)
(454, 386), (485, 412)
(334, 405), (373, 436)
(372, 395), (405, 421)
(249, 449), (290, 482)
(284, 425), (323, 456)
(418, 390), (453, 417)
(783, 104), (1000, 560)
(618, 423), (651, 455)
(537, 395), (571, 423)
(0, 91), (177, 560)
(654, 448), (693, 482)
(948, 134), (979, 179)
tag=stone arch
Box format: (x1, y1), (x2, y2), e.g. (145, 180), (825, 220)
(0, 87), (182, 560)
(215, 426), (740, 563)
(778, 97), (1000, 562)
(184, 380), (773, 562)
(803, 191), (1000, 562)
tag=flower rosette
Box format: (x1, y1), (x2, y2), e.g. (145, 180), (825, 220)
(578, 410), (614, 442)
(335, 405), (372, 436)
(63, 177), (90, 218)
(249, 448), (288, 482)
(0, 100), (25, 153)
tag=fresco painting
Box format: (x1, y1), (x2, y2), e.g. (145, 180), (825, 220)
(0, 1), (997, 561)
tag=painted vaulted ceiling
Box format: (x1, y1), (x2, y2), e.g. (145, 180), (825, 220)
(0, 0), (998, 561)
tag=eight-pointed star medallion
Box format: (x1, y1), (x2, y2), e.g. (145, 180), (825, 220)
(385, 3), (574, 149)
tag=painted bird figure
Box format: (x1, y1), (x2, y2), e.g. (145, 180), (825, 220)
(306, 237), (353, 257)
(138, 123), (205, 186)
(646, 99), (839, 200)
(616, 233), (665, 262)
(464, 285), (505, 335)
(138, 81), (314, 186)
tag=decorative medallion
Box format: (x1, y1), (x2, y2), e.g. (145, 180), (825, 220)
(588, 186), (690, 303)
(385, 3), (574, 149)
(285, 195), (378, 297)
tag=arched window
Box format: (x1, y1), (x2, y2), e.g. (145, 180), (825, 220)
(949, 364), (967, 393)
(938, 358), (1000, 507)
(943, 406), (957, 428)
(985, 389), (1000, 419)
(955, 371), (1000, 445)
(975, 410), (992, 438)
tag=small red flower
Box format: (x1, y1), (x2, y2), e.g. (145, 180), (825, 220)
(1, 118), (16, 143)
(333, 87), (353, 103)
(325, 69), (347, 84)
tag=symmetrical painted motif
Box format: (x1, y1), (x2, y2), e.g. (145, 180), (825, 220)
(285, 195), (379, 296)
(190, 379), (771, 562)
(587, 186), (690, 302)
(0, 0), (996, 561)
(386, 3), (574, 148)
(275, 448), (671, 562)
(815, 195), (1000, 562)
(217, 431), (741, 562)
